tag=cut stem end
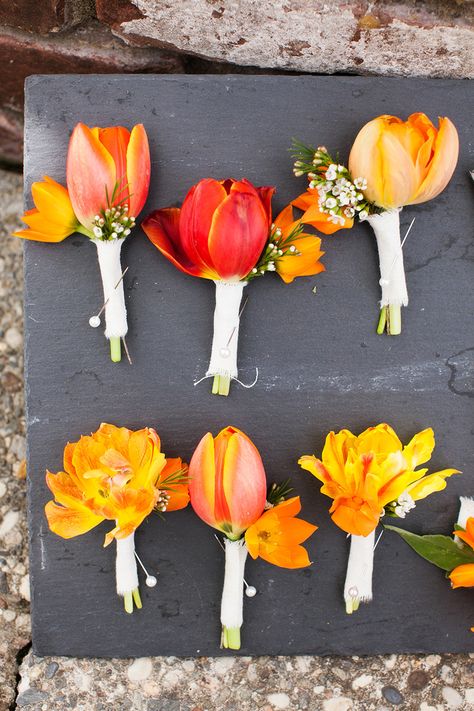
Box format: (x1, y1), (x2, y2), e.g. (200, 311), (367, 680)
(376, 305), (402, 336)
(123, 587), (142, 614)
(110, 336), (122, 362)
(345, 597), (361, 615)
(221, 625), (241, 650)
(212, 374), (231, 397)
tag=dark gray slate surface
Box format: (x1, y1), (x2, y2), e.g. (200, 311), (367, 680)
(24, 75), (474, 658)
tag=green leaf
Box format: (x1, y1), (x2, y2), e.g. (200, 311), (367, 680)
(385, 525), (474, 571)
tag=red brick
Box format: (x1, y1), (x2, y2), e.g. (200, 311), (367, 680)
(0, 0), (94, 35)
(0, 22), (184, 113)
(0, 108), (23, 166)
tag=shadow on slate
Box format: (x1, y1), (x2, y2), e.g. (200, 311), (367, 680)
(23, 75), (474, 658)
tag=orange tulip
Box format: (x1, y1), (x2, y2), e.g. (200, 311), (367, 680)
(45, 423), (188, 612)
(189, 426), (267, 539)
(143, 178), (274, 281)
(348, 113), (459, 209)
(245, 496), (317, 568)
(67, 123), (150, 231)
(13, 176), (79, 243)
(272, 205), (325, 284)
(450, 517), (474, 589)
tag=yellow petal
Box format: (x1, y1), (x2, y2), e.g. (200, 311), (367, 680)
(407, 468), (461, 501)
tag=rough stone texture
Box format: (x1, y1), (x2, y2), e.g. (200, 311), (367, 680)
(0, 21), (184, 114)
(96, 0), (474, 78)
(0, 0), (94, 35)
(0, 168), (30, 711)
(0, 109), (23, 167)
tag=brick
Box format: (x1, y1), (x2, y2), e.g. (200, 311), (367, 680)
(96, 0), (474, 78)
(0, 108), (23, 166)
(0, 0), (94, 35)
(0, 22), (185, 113)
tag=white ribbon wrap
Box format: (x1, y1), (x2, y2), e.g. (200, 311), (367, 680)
(366, 209), (408, 308)
(206, 281), (246, 379)
(94, 238), (128, 339)
(456, 497), (474, 543)
(221, 538), (248, 631)
(344, 530), (375, 610)
(115, 533), (138, 597)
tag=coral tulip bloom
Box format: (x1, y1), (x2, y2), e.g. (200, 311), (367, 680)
(272, 205), (325, 284)
(245, 496), (317, 568)
(299, 424), (459, 537)
(291, 190), (354, 235)
(67, 123), (150, 230)
(45, 423), (187, 545)
(13, 176), (79, 243)
(348, 113), (459, 210)
(189, 426), (267, 539)
(143, 178), (274, 281)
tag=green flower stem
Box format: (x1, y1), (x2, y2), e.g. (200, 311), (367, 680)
(212, 374), (231, 396)
(110, 337), (122, 363)
(388, 305), (402, 336)
(376, 306), (387, 335)
(221, 626), (241, 650)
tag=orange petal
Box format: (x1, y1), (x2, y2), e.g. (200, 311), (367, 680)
(189, 432), (218, 528)
(126, 124), (151, 217)
(449, 563), (474, 589)
(66, 122), (116, 229)
(409, 117), (459, 205)
(45, 500), (103, 538)
(98, 126), (131, 203)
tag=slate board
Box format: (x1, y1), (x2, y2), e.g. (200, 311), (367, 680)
(24, 75), (474, 658)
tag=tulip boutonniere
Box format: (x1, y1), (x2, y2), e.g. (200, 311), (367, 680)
(292, 113), (459, 335)
(299, 424), (459, 613)
(45, 423), (189, 613)
(142, 178), (326, 396)
(387, 497), (474, 631)
(189, 426), (317, 649)
(14, 123), (151, 362)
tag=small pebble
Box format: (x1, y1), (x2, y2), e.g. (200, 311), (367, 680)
(16, 688), (48, 707)
(352, 673), (372, 690)
(465, 689), (474, 703)
(440, 664), (454, 684)
(44, 661), (59, 679)
(0, 481), (6, 499)
(322, 698), (353, 711)
(382, 686), (404, 705)
(19, 574), (30, 602)
(442, 687), (463, 709)
(5, 327), (22, 350)
(267, 692), (290, 709)
(127, 657), (153, 683)
(0, 510), (20, 537)
(408, 669), (430, 691)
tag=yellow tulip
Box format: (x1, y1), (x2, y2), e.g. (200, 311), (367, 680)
(348, 113), (459, 209)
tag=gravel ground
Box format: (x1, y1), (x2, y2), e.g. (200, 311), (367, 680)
(0, 167), (473, 710)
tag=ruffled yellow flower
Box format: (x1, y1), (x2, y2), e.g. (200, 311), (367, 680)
(299, 424), (459, 537)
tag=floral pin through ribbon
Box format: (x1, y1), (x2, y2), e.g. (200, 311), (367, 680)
(14, 123), (151, 362)
(45, 423), (188, 613)
(292, 113), (459, 334)
(299, 423), (459, 613)
(142, 178), (325, 395)
(189, 425), (317, 649)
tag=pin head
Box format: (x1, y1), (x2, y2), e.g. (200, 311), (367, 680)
(146, 575), (157, 588)
(245, 585), (257, 598)
(219, 347), (231, 359)
(89, 315), (101, 328)
(348, 586), (359, 598)
(379, 278), (389, 286)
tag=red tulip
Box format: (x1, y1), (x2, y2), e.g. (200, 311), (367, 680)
(67, 123), (150, 230)
(189, 426), (267, 539)
(142, 178), (274, 281)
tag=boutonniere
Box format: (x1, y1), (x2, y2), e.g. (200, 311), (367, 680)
(14, 123), (151, 362)
(299, 423), (459, 613)
(387, 497), (474, 631)
(188, 425), (317, 649)
(292, 113), (459, 335)
(142, 178), (325, 396)
(45, 423), (188, 613)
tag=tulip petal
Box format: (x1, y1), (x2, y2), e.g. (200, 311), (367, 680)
(143, 208), (216, 278)
(407, 468), (460, 501)
(180, 178), (227, 274)
(208, 191), (269, 279)
(45, 500), (103, 538)
(32, 177), (77, 227)
(12, 227), (70, 243)
(189, 432), (218, 528)
(67, 122), (116, 229)
(409, 117), (459, 205)
(126, 124), (151, 217)
(98, 126), (131, 203)
(222, 430), (267, 532)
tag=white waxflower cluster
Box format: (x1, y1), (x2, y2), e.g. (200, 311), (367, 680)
(392, 491), (416, 518)
(92, 204), (136, 241)
(309, 164), (369, 225)
(248, 225), (300, 280)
